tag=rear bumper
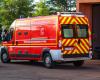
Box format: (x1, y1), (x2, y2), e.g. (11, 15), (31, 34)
(50, 50), (92, 62)
(62, 57), (91, 62)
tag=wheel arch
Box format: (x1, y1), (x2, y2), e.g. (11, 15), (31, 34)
(42, 48), (51, 60)
(1, 46), (8, 56)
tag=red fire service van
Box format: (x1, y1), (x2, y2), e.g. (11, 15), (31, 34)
(0, 12), (92, 68)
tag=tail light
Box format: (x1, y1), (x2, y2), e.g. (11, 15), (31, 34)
(59, 40), (62, 48)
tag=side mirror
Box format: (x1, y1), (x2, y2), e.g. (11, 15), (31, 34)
(3, 32), (11, 41)
(0, 34), (2, 43)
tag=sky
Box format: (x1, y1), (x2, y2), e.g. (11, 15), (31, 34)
(34, 0), (40, 3)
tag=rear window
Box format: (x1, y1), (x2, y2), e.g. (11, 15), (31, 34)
(61, 24), (88, 38)
(76, 24), (88, 38)
(61, 24), (74, 38)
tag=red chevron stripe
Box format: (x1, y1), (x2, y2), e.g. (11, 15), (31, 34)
(81, 40), (89, 52)
(67, 39), (73, 46)
(75, 17), (82, 24)
(76, 46), (82, 54)
(84, 39), (90, 48)
(63, 17), (68, 24)
(79, 17), (85, 24)
(59, 17), (64, 23)
(62, 39), (68, 46)
(68, 40), (76, 54)
(68, 17), (73, 24)
(84, 17), (88, 23)
(79, 43), (87, 54)
(74, 40), (83, 54)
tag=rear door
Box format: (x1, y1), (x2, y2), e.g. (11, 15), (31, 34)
(60, 16), (90, 58)
(61, 24), (78, 57)
(76, 24), (89, 55)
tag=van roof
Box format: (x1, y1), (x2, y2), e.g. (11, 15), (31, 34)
(16, 15), (57, 20)
(16, 12), (85, 20)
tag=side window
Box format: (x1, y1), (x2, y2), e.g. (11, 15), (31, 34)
(61, 24), (74, 38)
(0, 29), (2, 42)
(18, 32), (22, 35)
(24, 32), (28, 35)
(76, 25), (88, 38)
(15, 20), (31, 40)
(9, 28), (14, 39)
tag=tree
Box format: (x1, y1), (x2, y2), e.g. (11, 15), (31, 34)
(47, 0), (76, 12)
(67, 0), (76, 11)
(33, 0), (50, 16)
(47, 0), (68, 11)
(0, 0), (34, 28)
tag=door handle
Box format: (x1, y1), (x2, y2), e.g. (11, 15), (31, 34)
(78, 39), (81, 44)
(12, 41), (14, 45)
(16, 41), (18, 45)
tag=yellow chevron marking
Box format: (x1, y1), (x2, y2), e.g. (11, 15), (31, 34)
(70, 18), (79, 24)
(76, 49), (80, 54)
(69, 39), (75, 46)
(61, 48), (63, 51)
(75, 19), (79, 24)
(73, 49), (76, 54)
(72, 49), (79, 54)
(65, 17), (71, 24)
(70, 19), (75, 24)
(77, 45), (84, 53)
(61, 17), (67, 24)
(76, 17), (83, 24)
(65, 39), (71, 46)
(64, 51), (67, 54)
(85, 39), (89, 43)
(67, 50), (72, 54)
(80, 17), (87, 24)
(62, 39), (66, 45)
(85, 39), (91, 47)
(80, 43), (88, 53)
(85, 17), (88, 23)
(81, 39), (89, 50)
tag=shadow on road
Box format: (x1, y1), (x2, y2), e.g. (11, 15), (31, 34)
(10, 60), (44, 67)
(5, 60), (100, 71)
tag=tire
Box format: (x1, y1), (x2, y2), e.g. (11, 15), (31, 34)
(1, 50), (10, 63)
(73, 60), (84, 67)
(43, 54), (54, 68)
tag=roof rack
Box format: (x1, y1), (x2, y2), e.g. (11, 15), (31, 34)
(57, 12), (84, 16)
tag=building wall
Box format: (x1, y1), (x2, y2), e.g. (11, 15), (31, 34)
(77, 0), (100, 59)
(77, 0), (100, 11)
(79, 4), (92, 26)
(76, 0), (100, 27)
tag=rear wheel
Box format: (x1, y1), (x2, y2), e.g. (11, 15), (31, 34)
(1, 50), (10, 63)
(73, 60), (84, 67)
(43, 54), (54, 68)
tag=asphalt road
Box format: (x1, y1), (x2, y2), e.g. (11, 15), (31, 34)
(0, 60), (100, 80)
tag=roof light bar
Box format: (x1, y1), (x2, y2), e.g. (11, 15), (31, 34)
(57, 12), (84, 16)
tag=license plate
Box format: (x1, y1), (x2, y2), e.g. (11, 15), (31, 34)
(65, 47), (73, 50)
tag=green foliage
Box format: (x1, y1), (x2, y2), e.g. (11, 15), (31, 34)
(33, 0), (50, 16)
(0, 0), (34, 28)
(47, 0), (76, 12)
(47, 0), (68, 11)
(0, 0), (76, 29)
